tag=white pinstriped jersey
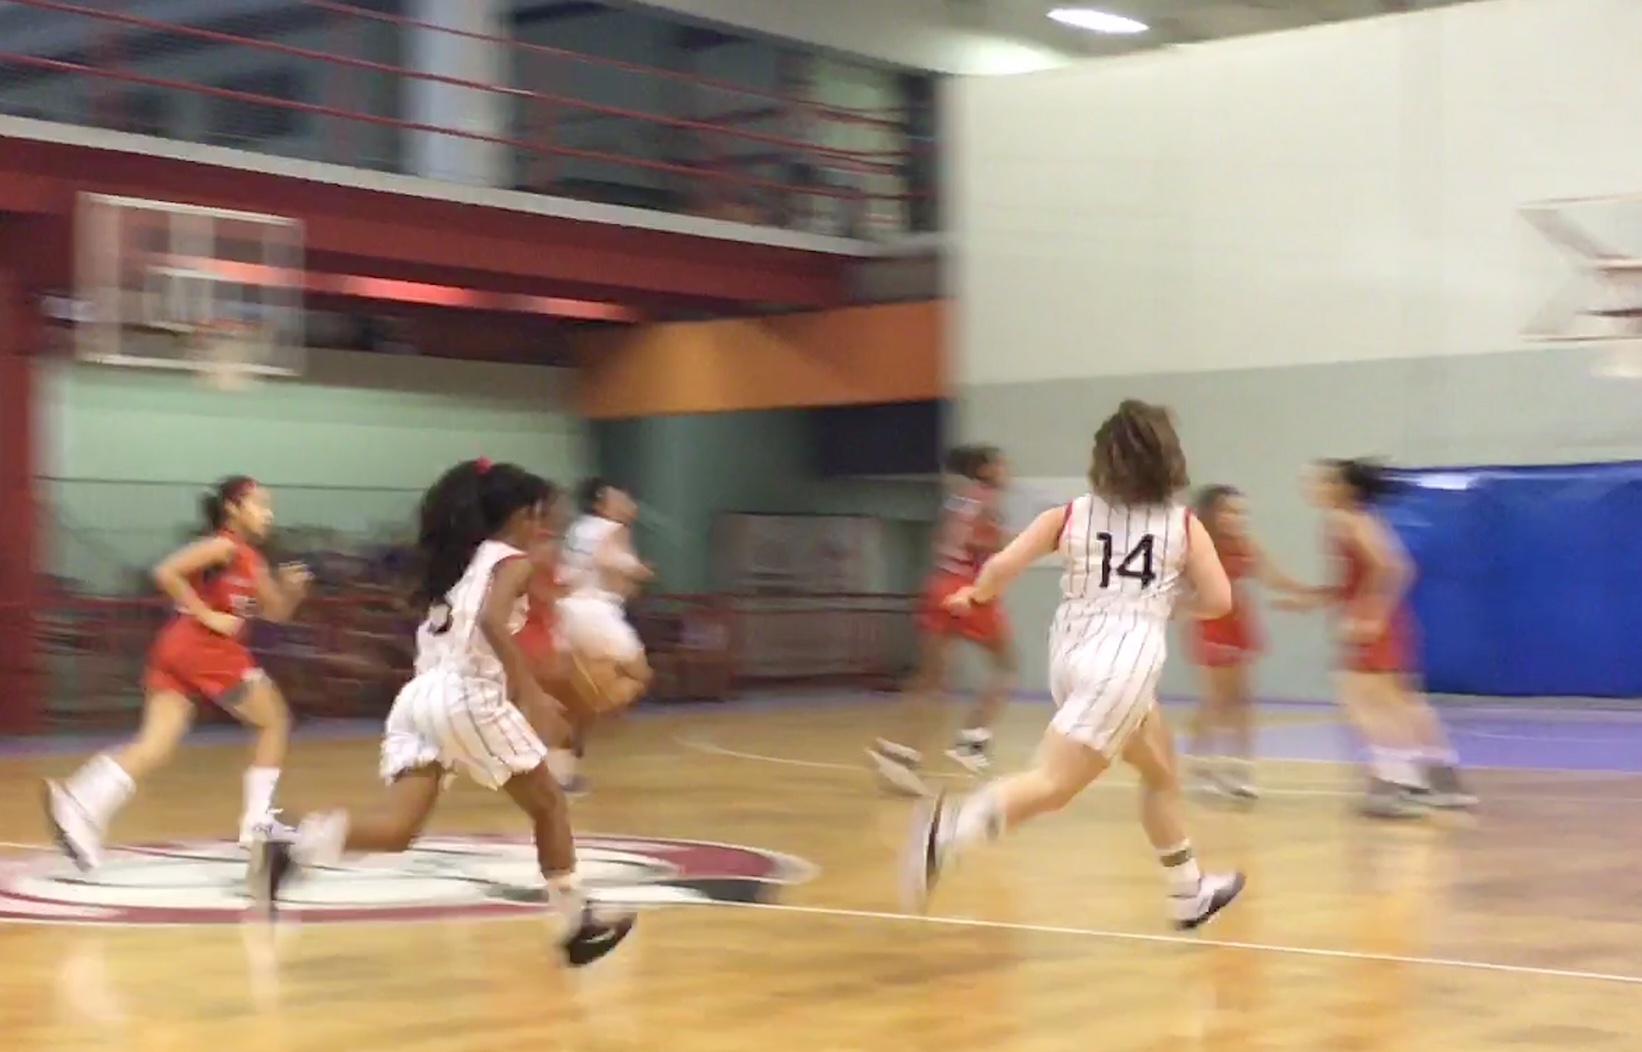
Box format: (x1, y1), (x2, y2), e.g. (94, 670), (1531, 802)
(1044, 494), (1190, 755)
(1054, 494), (1190, 624)
(562, 515), (625, 601)
(412, 539), (529, 681)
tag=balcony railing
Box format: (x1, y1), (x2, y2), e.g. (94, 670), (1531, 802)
(0, 0), (935, 237)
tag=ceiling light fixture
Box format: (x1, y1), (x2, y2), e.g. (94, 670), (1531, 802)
(1047, 7), (1148, 34)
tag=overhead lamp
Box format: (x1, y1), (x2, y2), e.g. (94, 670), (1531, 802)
(1047, 7), (1148, 34)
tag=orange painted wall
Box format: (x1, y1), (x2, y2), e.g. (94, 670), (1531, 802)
(573, 301), (945, 419)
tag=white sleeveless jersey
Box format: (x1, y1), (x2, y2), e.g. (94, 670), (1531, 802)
(1044, 494), (1191, 757)
(1052, 494), (1190, 639)
(561, 515), (624, 599)
(413, 539), (528, 681)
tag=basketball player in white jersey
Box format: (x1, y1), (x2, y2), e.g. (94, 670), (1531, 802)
(248, 459), (634, 966)
(554, 478), (652, 791)
(903, 400), (1246, 930)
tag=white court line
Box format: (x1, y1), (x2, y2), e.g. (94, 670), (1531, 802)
(676, 736), (1642, 804)
(0, 839), (1635, 990)
(712, 899), (1642, 989)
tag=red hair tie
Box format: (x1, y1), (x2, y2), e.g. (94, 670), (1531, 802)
(475, 458), (492, 474)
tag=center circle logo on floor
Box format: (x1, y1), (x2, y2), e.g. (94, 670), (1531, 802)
(0, 834), (817, 925)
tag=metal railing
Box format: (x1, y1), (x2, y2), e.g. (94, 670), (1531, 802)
(25, 590), (917, 729)
(0, 0), (933, 237)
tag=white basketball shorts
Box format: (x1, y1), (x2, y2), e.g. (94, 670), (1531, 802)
(1046, 626), (1167, 758)
(557, 593), (644, 664)
(379, 669), (547, 790)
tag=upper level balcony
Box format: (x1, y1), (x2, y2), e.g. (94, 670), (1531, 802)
(0, 0), (940, 241)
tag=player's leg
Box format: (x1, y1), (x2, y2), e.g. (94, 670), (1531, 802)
(1386, 674), (1475, 809)
(221, 672), (292, 844)
(946, 626), (1017, 775)
(869, 629), (948, 795)
(1120, 706), (1246, 928)
(44, 686), (195, 870)
(1338, 670), (1427, 818)
(901, 658), (1150, 910)
(500, 761), (635, 966)
(1188, 660), (1234, 794)
(251, 765), (446, 912)
(1218, 661), (1259, 800)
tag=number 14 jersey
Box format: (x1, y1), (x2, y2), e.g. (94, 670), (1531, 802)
(1046, 494), (1191, 756)
(1054, 494), (1191, 631)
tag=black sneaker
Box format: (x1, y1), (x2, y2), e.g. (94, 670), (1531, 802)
(1174, 871), (1246, 931)
(561, 907), (636, 967)
(1422, 764), (1478, 809)
(248, 836), (296, 916)
(900, 792), (947, 912)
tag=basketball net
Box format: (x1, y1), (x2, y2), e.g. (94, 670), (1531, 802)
(188, 320), (258, 392)
(1590, 271), (1642, 380)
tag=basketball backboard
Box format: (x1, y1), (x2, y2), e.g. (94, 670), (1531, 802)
(75, 193), (305, 388)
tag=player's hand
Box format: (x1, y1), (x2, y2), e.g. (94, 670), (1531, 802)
(943, 586), (978, 614)
(1339, 616), (1382, 645)
(278, 562), (313, 594)
(516, 678), (570, 744)
(200, 610), (243, 637)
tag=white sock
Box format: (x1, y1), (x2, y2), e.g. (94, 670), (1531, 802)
(946, 785), (1005, 852)
(242, 767), (280, 825)
(64, 754), (135, 829)
(1394, 751), (1428, 788)
(957, 727), (992, 747)
(292, 811), (349, 866)
(546, 873), (587, 931)
(1422, 743), (1458, 766)
(546, 749), (577, 782)
(1160, 840), (1203, 901)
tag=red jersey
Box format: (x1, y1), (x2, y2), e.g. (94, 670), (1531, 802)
(192, 531), (266, 628)
(1331, 520), (1412, 673)
(1192, 537), (1262, 665)
(145, 531), (267, 704)
(932, 481), (1004, 579)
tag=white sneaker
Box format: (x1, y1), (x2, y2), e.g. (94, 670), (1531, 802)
(1172, 871), (1246, 931)
(240, 809), (293, 848)
(42, 781), (103, 871)
(868, 743), (930, 797)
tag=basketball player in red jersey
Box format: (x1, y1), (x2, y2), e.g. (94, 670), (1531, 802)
(44, 477), (312, 869)
(1185, 485), (1313, 800)
(870, 444), (1016, 794)
(1284, 459), (1476, 817)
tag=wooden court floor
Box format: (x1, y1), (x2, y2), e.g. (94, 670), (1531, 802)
(2, 700), (1640, 1051)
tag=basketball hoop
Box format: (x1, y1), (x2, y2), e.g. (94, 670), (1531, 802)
(187, 319), (260, 392)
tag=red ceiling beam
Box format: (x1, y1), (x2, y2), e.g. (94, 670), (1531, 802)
(0, 135), (852, 309)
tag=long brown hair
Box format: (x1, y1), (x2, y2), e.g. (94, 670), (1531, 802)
(1089, 400), (1189, 506)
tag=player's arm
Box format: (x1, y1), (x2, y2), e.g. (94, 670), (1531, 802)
(969, 506), (1066, 604)
(1248, 538), (1325, 599)
(1340, 511), (1411, 631)
(251, 561), (311, 622)
(152, 536), (238, 622)
(480, 557), (567, 735)
(1179, 514), (1234, 620)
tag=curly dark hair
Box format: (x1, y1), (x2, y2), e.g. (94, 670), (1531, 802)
(1089, 400), (1188, 506)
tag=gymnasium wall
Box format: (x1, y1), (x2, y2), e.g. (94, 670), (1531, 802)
(949, 0), (1642, 701)
(591, 409), (941, 594)
(41, 349), (586, 590)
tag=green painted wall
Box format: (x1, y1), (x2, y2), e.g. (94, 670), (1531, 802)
(591, 409), (941, 595)
(43, 350), (587, 590)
